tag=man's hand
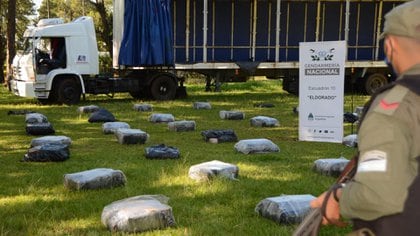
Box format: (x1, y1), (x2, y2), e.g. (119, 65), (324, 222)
(310, 189), (346, 227)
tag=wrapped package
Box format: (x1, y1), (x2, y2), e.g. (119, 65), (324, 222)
(77, 105), (100, 114)
(313, 157), (350, 177)
(88, 109), (116, 123)
(201, 129), (238, 143)
(168, 120), (196, 132)
(254, 103), (275, 108)
(343, 134), (358, 147)
(145, 144), (180, 159)
(30, 135), (72, 147)
(133, 104), (153, 112)
(102, 122), (130, 134)
(188, 160), (239, 181)
(193, 102), (211, 110)
(101, 195), (176, 233)
(149, 113), (175, 123)
(25, 113), (48, 124)
(26, 123), (55, 135)
(250, 116), (280, 127)
(255, 194), (315, 224)
(23, 143), (69, 162)
(234, 138), (280, 154)
(115, 128), (149, 144)
(343, 112), (359, 123)
(64, 168), (126, 190)
(219, 110), (245, 120)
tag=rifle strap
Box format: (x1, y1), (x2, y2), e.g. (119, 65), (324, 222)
(332, 185), (341, 202)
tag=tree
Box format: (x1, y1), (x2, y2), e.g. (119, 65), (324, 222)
(0, 0), (6, 83)
(87, 0), (112, 57)
(37, 0), (112, 57)
(39, 0), (86, 22)
(38, 0), (58, 19)
(0, 0), (33, 84)
(6, 0), (16, 84)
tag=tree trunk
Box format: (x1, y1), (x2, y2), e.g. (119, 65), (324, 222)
(6, 0), (16, 85)
(89, 0), (112, 58)
(0, 0), (5, 83)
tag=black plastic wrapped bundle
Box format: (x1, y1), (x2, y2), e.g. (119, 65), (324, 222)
(23, 143), (69, 162)
(88, 109), (116, 123)
(145, 144), (180, 159)
(26, 123), (55, 135)
(201, 129), (238, 143)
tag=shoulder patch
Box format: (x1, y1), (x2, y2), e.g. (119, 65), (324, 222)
(358, 150), (388, 173)
(373, 85), (409, 116)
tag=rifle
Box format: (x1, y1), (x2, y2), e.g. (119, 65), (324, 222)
(292, 157), (358, 236)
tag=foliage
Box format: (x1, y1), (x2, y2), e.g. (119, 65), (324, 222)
(86, 0), (113, 56)
(98, 52), (112, 74)
(0, 80), (370, 235)
(38, 0), (91, 21)
(37, 0), (113, 55)
(0, 0), (34, 81)
(0, 0), (34, 48)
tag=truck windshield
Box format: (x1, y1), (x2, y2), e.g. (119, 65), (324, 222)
(34, 38), (51, 54)
(22, 37), (50, 55)
(22, 38), (34, 54)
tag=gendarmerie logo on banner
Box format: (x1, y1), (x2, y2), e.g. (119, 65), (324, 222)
(299, 41), (346, 143)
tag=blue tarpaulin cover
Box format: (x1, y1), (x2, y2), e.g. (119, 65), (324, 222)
(119, 0), (174, 66)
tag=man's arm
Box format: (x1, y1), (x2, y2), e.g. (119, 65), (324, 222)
(340, 113), (412, 220)
(293, 158), (356, 235)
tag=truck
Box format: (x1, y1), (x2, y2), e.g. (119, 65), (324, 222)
(9, 0), (405, 104)
(10, 1), (182, 105)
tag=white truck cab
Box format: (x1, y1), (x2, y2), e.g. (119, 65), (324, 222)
(10, 16), (99, 104)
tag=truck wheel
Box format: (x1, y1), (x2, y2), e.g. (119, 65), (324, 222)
(150, 75), (177, 100)
(364, 73), (388, 95)
(54, 78), (82, 104)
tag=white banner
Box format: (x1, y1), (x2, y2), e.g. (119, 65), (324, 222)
(298, 41), (346, 143)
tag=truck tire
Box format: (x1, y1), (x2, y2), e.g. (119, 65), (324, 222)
(150, 75), (177, 100)
(364, 73), (388, 95)
(53, 78), (82, 104)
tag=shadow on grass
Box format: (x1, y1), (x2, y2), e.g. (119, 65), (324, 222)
(0, 83), (355, 235)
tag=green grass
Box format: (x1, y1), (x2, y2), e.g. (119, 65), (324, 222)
(0, 80), (369, 235)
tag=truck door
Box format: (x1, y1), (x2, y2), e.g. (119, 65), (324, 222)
(36, 37), (66, 73)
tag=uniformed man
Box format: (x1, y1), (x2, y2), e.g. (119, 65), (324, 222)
(310, 0), (420, 235)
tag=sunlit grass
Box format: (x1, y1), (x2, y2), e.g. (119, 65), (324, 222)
(0, 80), (367, 235)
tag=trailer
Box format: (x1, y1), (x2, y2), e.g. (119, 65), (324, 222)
(167, 0), (405, 94)
(9, 0), (405, 104)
